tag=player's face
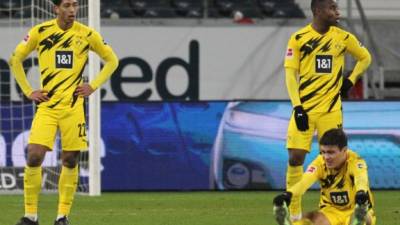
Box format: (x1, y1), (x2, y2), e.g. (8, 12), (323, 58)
(320, 145), (347, 169)
(55, 0), (78, 24)
(317, 0), (340, 26)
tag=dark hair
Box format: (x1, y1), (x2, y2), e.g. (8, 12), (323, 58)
(319, 128), (348, 150)
(52, 0), (62, 6)
(311, 0), (328, 14)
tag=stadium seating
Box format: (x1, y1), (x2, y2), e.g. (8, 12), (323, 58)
(99, 0), (304, 18)
(0, 0), (304, 19)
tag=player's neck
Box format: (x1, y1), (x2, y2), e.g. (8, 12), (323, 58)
(56, 18), (74, 31)
(311, 20), (330, 35)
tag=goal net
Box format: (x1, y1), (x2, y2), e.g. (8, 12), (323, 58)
(0, 0), (100, 195)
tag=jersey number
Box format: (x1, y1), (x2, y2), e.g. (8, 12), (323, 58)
(330, 191), (349, 206)
(315, 55), (332, 73)
(56, 51), (73, 69)
(78, 123), (86, 138)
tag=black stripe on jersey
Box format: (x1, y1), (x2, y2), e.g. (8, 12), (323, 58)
(344, 34), (350, 40)
(350, 175), (355, 187)
(300, 80), (329, 103)
(47, 75), (72, 98)
(87, 31), (92, 37)
(48, 99), (63, 109)
(80, 44), (90, 55)
(61, 35), (74, 48)
(336, 177), (345, 189)
(39, 32), (67, 54)
(70, 59), (87, 107)
(299, 77), (320, 91)
(64, 74), (82, 93)
(71, 93), (79, 108)
(338, 47), (347, 56)
(324, 67), (342, 94)
(321, 174), (338, 188)
(320, 39), (332, 52)
(39, 24), (54, 33)
(41, 68), (48, 74)
(328, 93), (340, 112)
(300, 37), (324, 62)
(42, 71), (61, 87)
(304, 102), (319, 112)
(295, 31), (310, 40)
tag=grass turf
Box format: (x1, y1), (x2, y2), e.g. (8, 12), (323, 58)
(1, 191), (400, 225)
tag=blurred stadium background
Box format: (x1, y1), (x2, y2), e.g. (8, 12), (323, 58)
(1, 0), (400, 224)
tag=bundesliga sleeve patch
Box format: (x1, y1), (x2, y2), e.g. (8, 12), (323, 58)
(23, 34), (30, 44)
(306, 165), (316, 173)
(286, 48), (293, 59)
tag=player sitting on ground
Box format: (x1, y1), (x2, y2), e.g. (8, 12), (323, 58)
(273, 128), (376, 225)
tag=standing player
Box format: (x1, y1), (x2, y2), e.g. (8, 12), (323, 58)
(9, 0), (119, 224)
(284, 0), (371, 221)
(273, 129), (376, 225)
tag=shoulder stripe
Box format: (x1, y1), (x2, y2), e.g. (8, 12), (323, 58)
(295, 31), (310, 40)
(300, 37), (324, 62)
(39, 32), (67, 54)
(38, 24), (54, 33)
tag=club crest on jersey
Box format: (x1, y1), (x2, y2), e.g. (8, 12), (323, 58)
(286, 48), (293, 59)
(306, 166), (316, 173)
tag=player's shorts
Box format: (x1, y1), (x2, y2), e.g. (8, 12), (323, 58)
(29, 104), (88, 151)
(320, 205), (376, 225)
(286, 110), (342, 151)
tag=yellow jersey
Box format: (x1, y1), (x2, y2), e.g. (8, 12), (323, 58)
(289, 150), (374, 211)
(284, 24), (370, 113)
(11, 19), (115, 109)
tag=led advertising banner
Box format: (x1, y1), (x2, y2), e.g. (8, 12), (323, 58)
(1, 101), (400, 190)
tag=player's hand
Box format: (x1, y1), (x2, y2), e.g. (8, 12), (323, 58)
(273, 192), (292, 207)
(293, 106), (309, 131)
(341, 77), (354, 98)
(355, 190), (369, 206)
(74, 84), (94, 97)
(29, 90), (49, 103)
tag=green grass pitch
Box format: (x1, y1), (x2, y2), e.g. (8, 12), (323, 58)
(1, 191), (400, 225)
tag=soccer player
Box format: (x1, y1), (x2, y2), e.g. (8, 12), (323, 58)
(9, 0), (119, 224)
(273, 129), (376, 225)
(284, 0), (371, 221)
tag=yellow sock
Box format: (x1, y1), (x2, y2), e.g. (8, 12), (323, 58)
(24, 166), (42, 215)
(58, 166), (78, 216)
(286, 165), (303, 219)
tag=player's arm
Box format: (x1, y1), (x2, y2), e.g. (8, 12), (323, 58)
(75, 30), (119, 97)
(342, 34), (372, 96)
(274, 163), (319, 206)
(288, 164), (319, 197)
(351, 159), (370, 194)
(284, 36), (308, 131)
(8, 27), (43, 99)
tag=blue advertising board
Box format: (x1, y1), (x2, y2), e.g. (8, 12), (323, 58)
(1, 101), (400, 190)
